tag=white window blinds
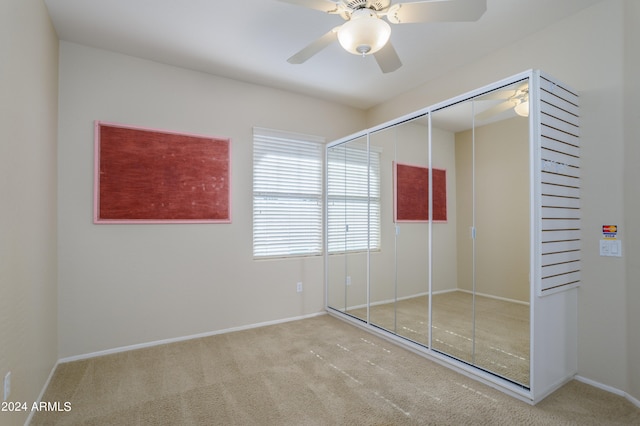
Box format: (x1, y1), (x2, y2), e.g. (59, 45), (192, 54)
(253, 127), (324, 258)
(327, 143), (380, 253)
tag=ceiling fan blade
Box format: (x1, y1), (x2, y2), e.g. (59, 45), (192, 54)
(387, 0), (487, 24)
(287, 28), (339, 64)
(277, 0), (340, 13)
(476, 81), (528, 101)
(475, 101), (514, 121)
(373, 42), (402, 73)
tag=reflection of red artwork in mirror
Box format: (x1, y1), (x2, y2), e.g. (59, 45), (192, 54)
(394, 162), (446, 222)
(95, 121), (230, 223)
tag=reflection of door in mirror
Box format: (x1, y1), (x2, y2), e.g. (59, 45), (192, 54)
(326, 136), (375, 322)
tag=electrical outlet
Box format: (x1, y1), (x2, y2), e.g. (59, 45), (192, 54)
(296, 282), (303, 293)
(346, 276), (351, 286)
(4, 371), (10, 402)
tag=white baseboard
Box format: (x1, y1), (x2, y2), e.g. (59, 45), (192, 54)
(574, 375), (640, 409)
(344, 288), (528, 312)
(58, 311), (327, 364)
(457, 288), (530, 306)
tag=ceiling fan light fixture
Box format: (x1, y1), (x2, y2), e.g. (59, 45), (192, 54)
(337, 9), (391, 56)
(514, 99), (530, 117)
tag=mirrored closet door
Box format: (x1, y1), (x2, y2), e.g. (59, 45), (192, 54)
(430, 79), (531, 386)
(430, 97), (475, 366)
(368, 115), (430, 346)
(326, 78), (531, 387)
(471, 80), (530, 385)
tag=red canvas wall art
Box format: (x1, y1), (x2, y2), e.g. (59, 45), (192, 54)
(94, 121), (230, 223)
(394, 162), (446, 222)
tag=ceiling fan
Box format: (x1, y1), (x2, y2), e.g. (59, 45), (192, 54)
(475, 82), (530, 121)
(279, 0), (487, 73)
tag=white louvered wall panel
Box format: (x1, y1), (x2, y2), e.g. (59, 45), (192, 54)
(538, 74), (581, 294)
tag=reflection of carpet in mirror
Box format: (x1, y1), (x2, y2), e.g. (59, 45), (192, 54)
(349, 291), (530, 387)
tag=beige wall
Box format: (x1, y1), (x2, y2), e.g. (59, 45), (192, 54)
(0, 0), (59, 424)
(367, 0), (637, 401)
(623, 0), (640, 401)
(57, 42), (367, 358)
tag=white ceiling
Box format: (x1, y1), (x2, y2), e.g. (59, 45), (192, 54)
(43, 0), (599, 110)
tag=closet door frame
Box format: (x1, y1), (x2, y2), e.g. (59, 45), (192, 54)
(324, 69), (580, 405)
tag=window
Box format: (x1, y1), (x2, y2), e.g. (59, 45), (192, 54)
(253, 127), (324, 258)
(327, 143), (380, 253)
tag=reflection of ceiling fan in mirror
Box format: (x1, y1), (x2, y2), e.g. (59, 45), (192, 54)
(475, 83), (530, 121)
(279, 0), (487, 73)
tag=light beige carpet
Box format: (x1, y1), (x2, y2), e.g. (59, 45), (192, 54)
(347, 291), (530, 386)
(32, 315), (639, 425)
